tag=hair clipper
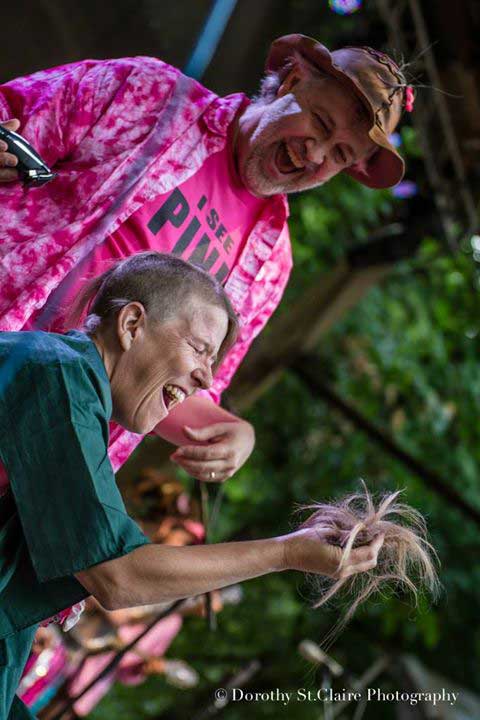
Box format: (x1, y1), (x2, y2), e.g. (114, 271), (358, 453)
(0, 125), (56, 186)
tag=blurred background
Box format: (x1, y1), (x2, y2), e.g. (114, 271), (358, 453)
(5, 0), (480, 718)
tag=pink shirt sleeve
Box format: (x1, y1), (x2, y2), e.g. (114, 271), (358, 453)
(0, 57), (178, 169)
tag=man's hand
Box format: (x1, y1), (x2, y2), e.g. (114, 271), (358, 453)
(0, 119), (21, 182)
(170, 419), (255, 483)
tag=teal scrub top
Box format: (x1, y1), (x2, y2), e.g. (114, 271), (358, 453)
(0, 330), (150, 639)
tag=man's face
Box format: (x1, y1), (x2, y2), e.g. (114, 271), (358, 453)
(109, 302), (229, 434)
(235, 66), (377, 197)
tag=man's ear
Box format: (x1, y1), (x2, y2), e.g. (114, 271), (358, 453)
(116, 302), (147, 351)
(276, 58), (309, 98)
(277, 66), (302, 98)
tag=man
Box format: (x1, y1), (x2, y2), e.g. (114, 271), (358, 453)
(0, 34), (409, 481)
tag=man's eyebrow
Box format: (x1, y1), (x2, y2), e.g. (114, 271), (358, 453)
(313, 106), (335, 130)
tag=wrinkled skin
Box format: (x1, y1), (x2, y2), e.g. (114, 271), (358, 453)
(95, 301), (229, 435)
(234, 61), (377, 197)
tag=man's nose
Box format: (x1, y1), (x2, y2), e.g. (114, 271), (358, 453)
(304, 137), (326, 166)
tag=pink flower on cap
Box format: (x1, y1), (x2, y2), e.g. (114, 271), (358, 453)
(405, 86), (415, 113)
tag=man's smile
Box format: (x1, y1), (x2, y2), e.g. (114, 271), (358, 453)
(275, 141), (305, 174)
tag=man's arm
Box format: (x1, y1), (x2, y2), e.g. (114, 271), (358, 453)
(0, 57), (179, 180)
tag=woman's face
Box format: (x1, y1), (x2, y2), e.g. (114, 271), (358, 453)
(103, 301), (229, 434)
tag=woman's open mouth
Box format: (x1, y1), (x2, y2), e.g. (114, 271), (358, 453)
(162, 384), (187, 411)
(274, 142), (305, 175)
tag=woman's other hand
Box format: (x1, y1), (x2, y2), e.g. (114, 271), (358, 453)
(170, 419), (255, 483)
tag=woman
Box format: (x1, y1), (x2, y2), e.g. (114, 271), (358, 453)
(0, 252), (386, 720)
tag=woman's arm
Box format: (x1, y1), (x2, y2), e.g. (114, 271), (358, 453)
(75, 529), (383, 611)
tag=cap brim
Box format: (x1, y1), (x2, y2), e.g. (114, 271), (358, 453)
(266, 34), (405, 189)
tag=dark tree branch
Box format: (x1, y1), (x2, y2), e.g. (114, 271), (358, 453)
(292, 355), (480, 528)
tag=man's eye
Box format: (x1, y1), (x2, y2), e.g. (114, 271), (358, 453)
(315, 114), (328, 133)
(335, 146), (347, 164)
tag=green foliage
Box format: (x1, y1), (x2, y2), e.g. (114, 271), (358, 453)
(286, 173), (395, 299)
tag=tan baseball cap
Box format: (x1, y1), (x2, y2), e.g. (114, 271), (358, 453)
(266, 34), (408, 189)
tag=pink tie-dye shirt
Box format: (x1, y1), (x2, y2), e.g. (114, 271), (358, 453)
(0, 57), (292, 472)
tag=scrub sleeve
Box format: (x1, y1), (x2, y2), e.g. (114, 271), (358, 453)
(0, 331), (150, 718)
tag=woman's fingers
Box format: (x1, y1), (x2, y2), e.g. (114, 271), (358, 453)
(170, 420), (255, 481)
(174, 463), (233, 482)
(172, 443), (232, 462)
(172, 456), (233, 482)
(338, 559), (377, 580)
(171, 440), (235, 481)
(284, 528), (385, 578)
(182, 423), (231, 442)
(171, 443), (234, 480)
(336, 533), (385, 579)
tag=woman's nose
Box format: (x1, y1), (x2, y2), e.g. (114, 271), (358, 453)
(192, 363), (213, 390)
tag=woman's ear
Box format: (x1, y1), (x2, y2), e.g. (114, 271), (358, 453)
(116, 302), (146, 351)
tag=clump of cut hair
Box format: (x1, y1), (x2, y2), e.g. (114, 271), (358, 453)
(68, 252), (239, 368)
(297, 481), (440, 644)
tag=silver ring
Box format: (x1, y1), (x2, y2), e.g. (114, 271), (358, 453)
(210, 471), (216, 480)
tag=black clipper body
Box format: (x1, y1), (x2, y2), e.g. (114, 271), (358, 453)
(0, 125), (56, 186)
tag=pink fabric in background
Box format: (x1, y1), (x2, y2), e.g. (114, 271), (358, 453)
(18, 639), (67, 707)
(34, 118), (268, 332)
(68, 614), (183, 717)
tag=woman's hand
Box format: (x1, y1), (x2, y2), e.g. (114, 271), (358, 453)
(170, 419), (255, 483)
(282, 528), (385, 579)
(0, 119), (20, 182)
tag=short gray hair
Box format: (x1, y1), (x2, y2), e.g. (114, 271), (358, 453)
(69, 252), (239, 368)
